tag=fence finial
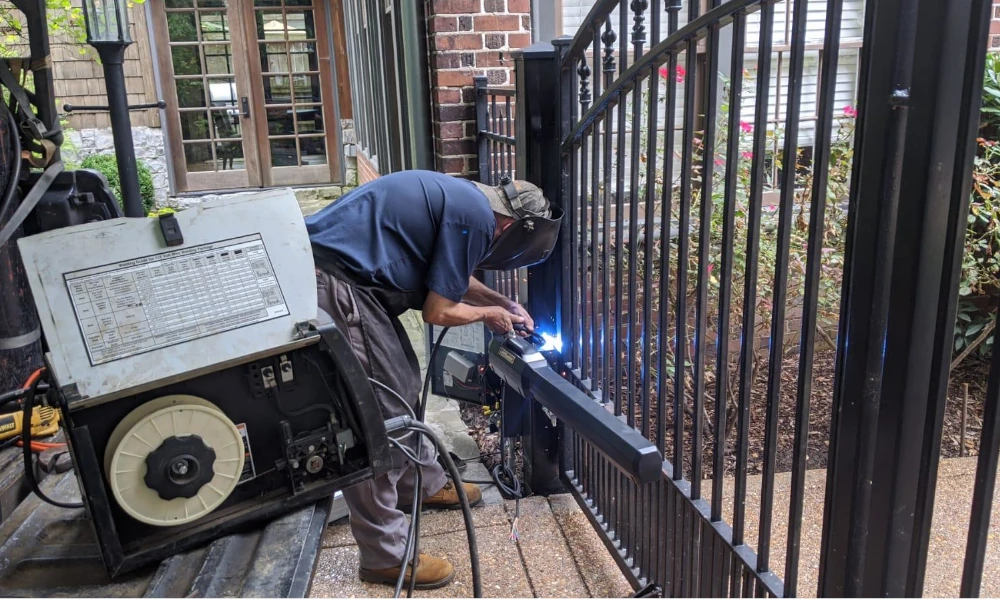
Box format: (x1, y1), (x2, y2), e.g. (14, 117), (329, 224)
(631, 0), (649, 46)
(578, 60), (592, 108)
(601, 24), (617, 76)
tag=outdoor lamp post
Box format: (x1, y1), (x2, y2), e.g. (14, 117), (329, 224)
(81, 0), (144, 218)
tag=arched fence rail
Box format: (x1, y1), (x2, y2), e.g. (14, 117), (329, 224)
(476, 0), (997, 594)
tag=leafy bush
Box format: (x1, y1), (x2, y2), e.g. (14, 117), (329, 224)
(80, 153), (156, 215)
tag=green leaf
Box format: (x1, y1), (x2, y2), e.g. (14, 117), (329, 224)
(959, 285), (972, 296)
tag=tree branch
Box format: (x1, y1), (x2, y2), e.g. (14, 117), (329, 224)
(952, 319), (997, 372)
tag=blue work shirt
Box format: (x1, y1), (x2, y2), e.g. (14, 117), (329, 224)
(306, 170), (496, 304)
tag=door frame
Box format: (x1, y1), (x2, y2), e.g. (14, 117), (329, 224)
(148, 0), (347, 195)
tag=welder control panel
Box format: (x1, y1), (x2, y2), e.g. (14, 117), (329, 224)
(17, 189), (317, 406)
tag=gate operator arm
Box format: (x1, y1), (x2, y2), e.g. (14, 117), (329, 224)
(487, 335), (661, 485)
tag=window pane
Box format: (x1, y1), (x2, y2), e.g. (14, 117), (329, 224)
(259, 43), (288, 73)
(285, 11), (315, 40)
(291, 73), (319, 103)
(289, 42), (317, 73)
(176, 79), (207, 108)
(212, 111), (242, 139)
(286, 0), (311, 6)
(256, 11), (285, 40)
(300, 137), (326, 166)
(200, 12), (230, 41)
(171, 46), (202, 76)
(294, 105), (322, 134)
(215, 142), (244, 170)
(184, 143), (214, 172)
(266, 106), (295, 135)
(254, 0), (280, 6)
(167, 12), (197, 42)
(262, 75), (292, 104)
(199, 0), (226, 7)
(270, 138), (297, 167)
(179, 111), (211, 140)
(165, 0), (193, 8)
(206, 77), (237, 108)
(204, 44), (234, 74)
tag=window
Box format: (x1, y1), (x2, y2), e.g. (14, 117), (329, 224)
(151, 0), (345, 193)
(992, 34), (1000, 49)
(992, 4), (1000, 20)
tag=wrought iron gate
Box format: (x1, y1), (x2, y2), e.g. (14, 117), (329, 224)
(486, 0), (998, 596)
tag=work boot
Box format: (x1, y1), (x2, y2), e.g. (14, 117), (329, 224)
(358, 553), (455, 590)
(400, 479), (483, 513)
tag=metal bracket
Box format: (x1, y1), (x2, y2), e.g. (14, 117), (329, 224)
(292, 320), (320, 341)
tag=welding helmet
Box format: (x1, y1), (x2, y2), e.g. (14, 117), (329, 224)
(473, 176), (564, 271)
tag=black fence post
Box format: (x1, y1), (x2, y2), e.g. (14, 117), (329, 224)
(817, 0), (990, 596)
(474, 75), (489, 185)
(514, 40), (567, 495)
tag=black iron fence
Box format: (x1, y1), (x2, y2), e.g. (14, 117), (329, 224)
(487, 0), (998, 596)
(475, 75), (525, 303)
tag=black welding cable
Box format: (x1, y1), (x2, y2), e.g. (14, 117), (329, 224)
(22, 375), (83, 509)
(394, 463), (422, 598)
(405, 420), (481, 598)
(418, 327), (450, 422)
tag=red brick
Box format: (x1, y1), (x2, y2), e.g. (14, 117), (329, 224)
(508, 33), (531, 49)
(522, 14), (531, 30)
(433, 34), (483, 51)
(485, 33), (505, 49)
(435, 88), (462, 104)
(476, 51), (508, 67)
(462, 86), (476, 103)
(483, 0), (504, 12)
(430, 16), (458, 33)
(433, 53), (462, 69)
(437, 104), (476, 121)
(486, 69), (507, 85)
(474, 15), (521, 32)
(435, 70), (474, 87)
(464, 121), (479, 138)
(439, 139), (477, 156)
(431, 0), (478, 14)
(507, 0), (529, 13)
(458, 16), (473, 31)
(439, 156), (467, 174)
(437, 121), (465, 139)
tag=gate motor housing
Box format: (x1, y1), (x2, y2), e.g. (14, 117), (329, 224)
(16, 190), (391, 576)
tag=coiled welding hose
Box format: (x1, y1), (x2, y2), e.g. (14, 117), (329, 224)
(21, 370), (83, 509)
(383, 415), (481, 599)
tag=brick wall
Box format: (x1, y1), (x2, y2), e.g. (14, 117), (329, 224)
(427, 0), (532, 178)
(357, 151), (380, 184)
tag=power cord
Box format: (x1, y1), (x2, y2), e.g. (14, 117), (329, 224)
(21, 369), (83, 509)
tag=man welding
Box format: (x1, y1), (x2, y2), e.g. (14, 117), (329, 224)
(306, 169), (562, 589)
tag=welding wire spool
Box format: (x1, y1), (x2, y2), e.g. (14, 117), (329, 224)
(104, 395), (245, 527)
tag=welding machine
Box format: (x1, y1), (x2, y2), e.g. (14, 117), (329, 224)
(15, 190), (391, 577)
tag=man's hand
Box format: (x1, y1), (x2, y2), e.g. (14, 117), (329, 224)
(482, 307), (525, 334)
(508, 302), (535, 335)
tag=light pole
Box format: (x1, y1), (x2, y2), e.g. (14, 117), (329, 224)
(80, 0), (143, 218)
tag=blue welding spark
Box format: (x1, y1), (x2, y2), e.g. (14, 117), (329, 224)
(539, 332), (563, 353)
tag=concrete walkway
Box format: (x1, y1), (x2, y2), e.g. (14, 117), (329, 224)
(309, 313), (632, 598)
(309, 495), (634, 598)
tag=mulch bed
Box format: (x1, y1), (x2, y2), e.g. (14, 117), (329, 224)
(459, 349), (991, 481)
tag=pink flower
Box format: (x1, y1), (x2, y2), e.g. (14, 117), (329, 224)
(707, 264), (715, 274)
(658, 65), (686, 83)
(741, 151), (753, 160)
(714, 158), (724, 166)
(843, 105), (858, 118)
(740, 121), (753, 133)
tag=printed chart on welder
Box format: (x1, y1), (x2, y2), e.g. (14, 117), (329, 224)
(64, 234), (289, 366)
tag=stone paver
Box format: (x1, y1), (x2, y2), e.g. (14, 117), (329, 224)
(310, 524), (534, 598)
(503, 496), (593, 598)
(549, 494), (635, 598)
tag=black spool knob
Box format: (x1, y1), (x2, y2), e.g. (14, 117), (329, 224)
(144, 435), (217, 501)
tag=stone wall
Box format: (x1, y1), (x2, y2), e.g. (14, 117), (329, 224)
(63, 126), (170, 204)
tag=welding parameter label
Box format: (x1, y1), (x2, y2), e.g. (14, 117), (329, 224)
(64, 234), (289, 365)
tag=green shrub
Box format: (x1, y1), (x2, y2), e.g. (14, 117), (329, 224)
(80, 153), (156, 215)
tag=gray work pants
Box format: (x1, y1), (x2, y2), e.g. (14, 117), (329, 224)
(316, 267), (448, 570)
